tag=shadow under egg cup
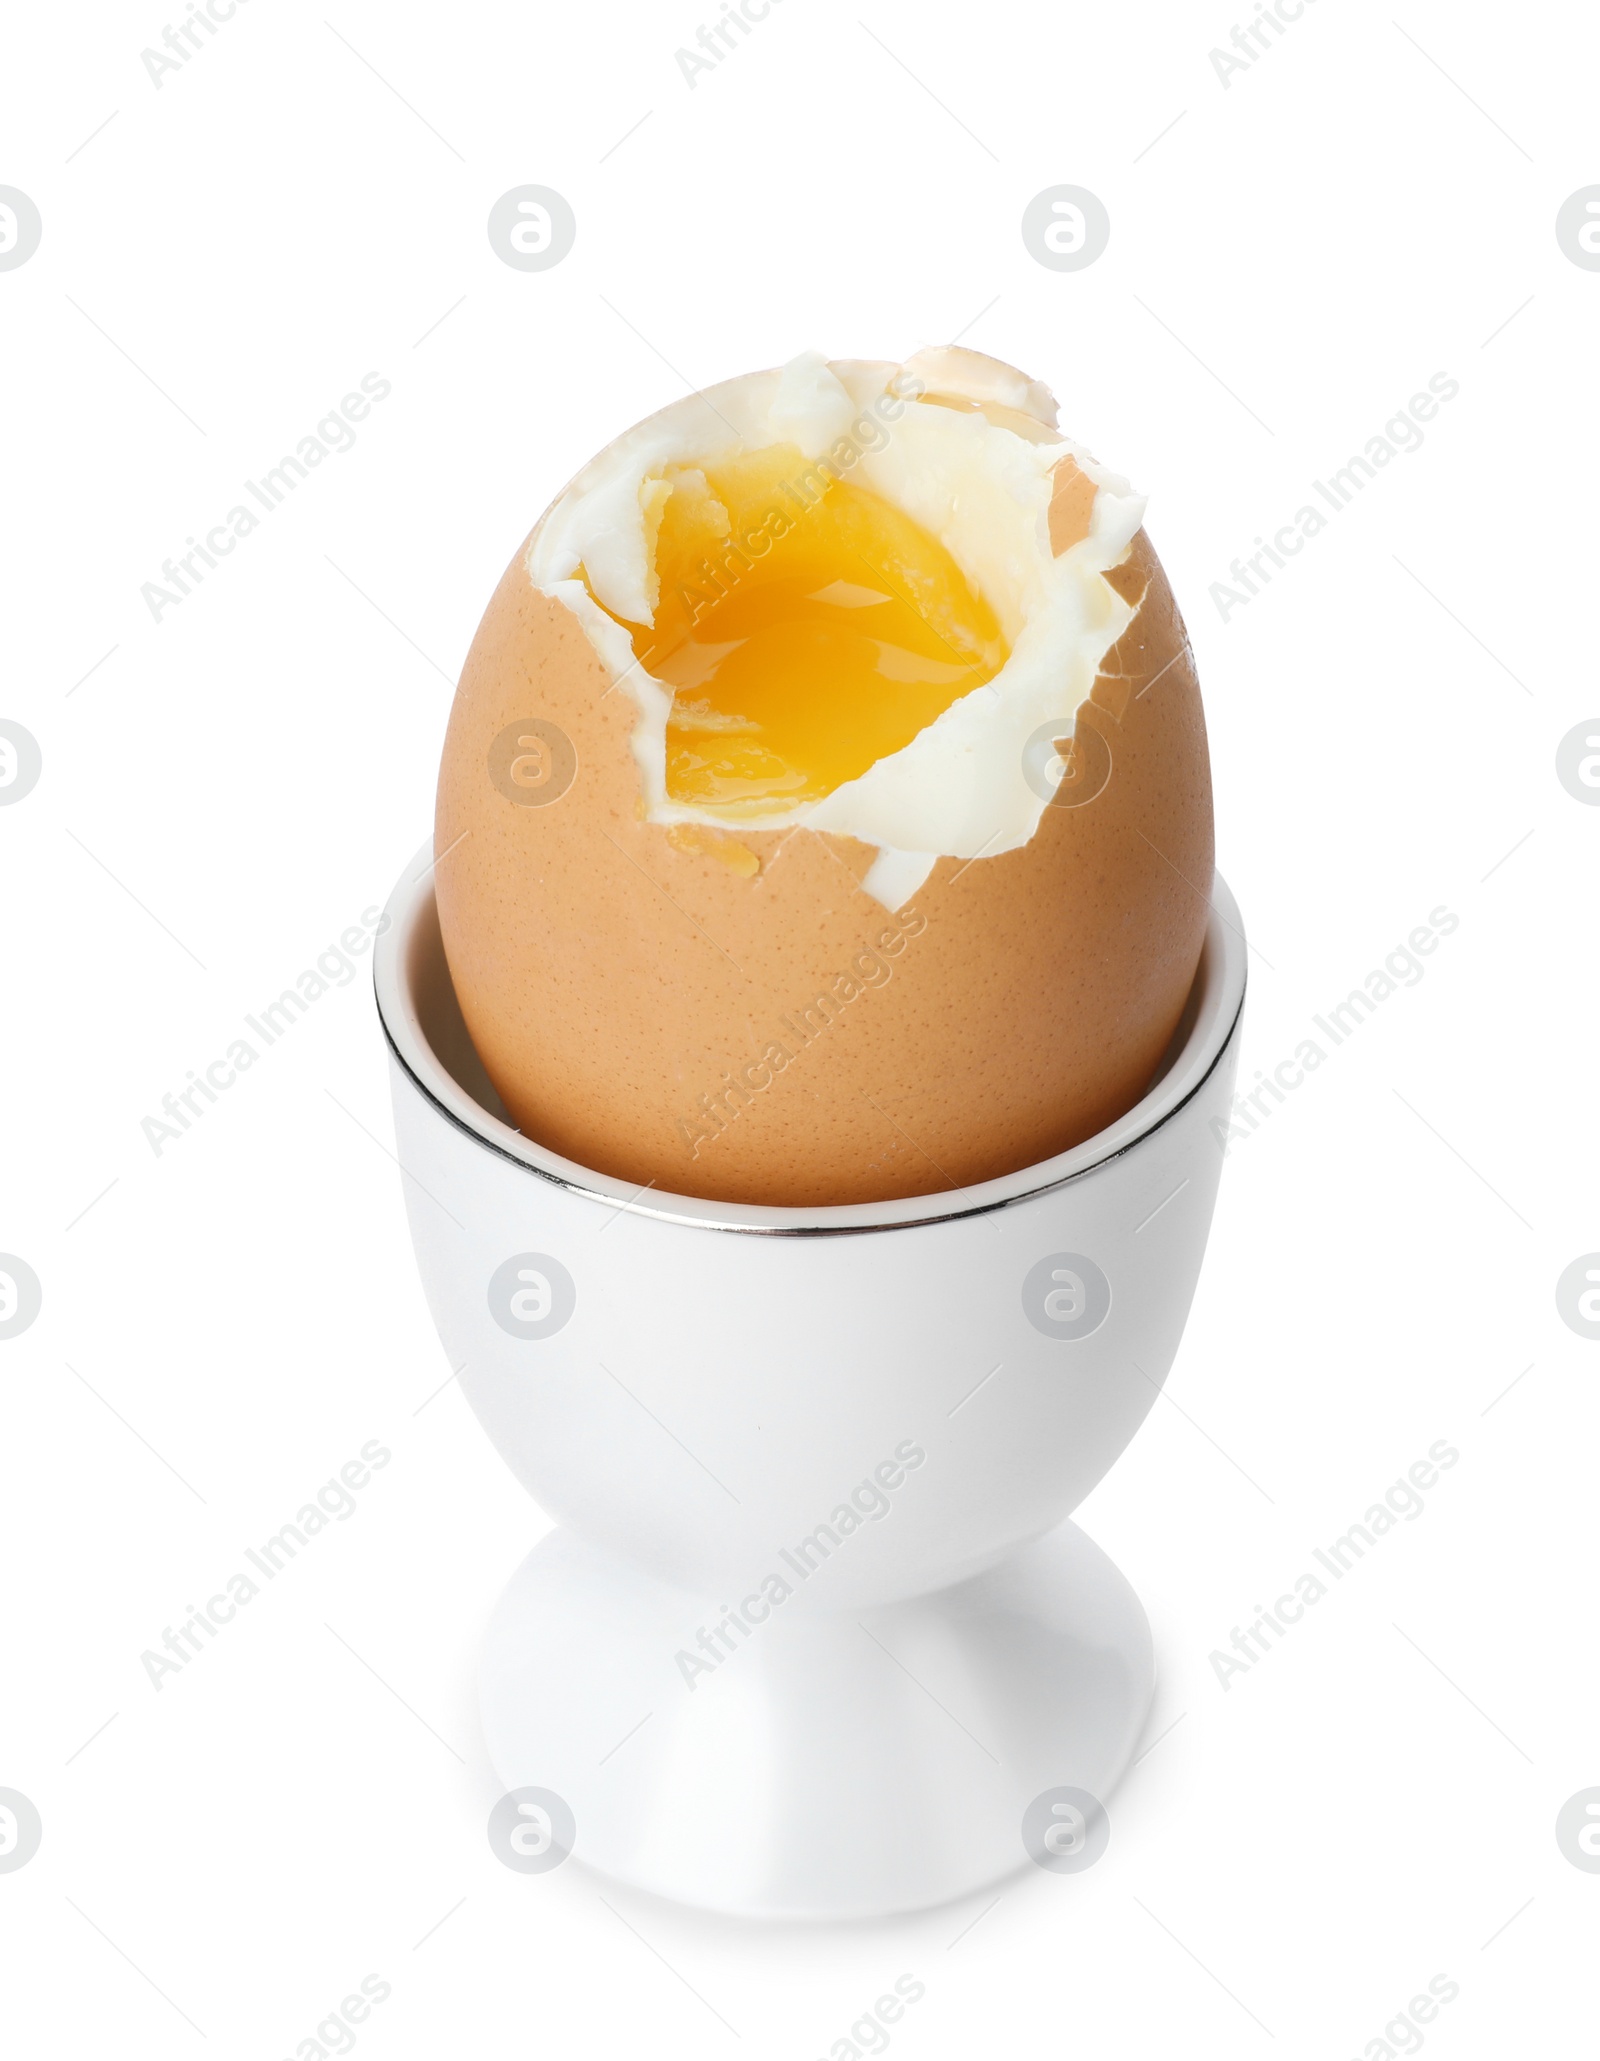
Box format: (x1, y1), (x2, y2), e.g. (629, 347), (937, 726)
(374, 844), (1245, 1919)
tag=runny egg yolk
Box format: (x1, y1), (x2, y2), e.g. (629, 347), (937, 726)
(586, 445), (1008, 818)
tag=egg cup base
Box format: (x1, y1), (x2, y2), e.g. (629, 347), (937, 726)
(479, 1515), (1154, 1920)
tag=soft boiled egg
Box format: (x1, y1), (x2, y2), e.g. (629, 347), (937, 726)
(434, 347), (1214, 1206)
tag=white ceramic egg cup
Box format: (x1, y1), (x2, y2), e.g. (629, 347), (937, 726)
(374, 845), (1245, 1919)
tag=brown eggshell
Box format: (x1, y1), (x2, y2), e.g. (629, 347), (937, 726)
(435, 484), (1213, 1207)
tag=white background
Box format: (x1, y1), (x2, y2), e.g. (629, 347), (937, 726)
(3, 0), (1598, 2053)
